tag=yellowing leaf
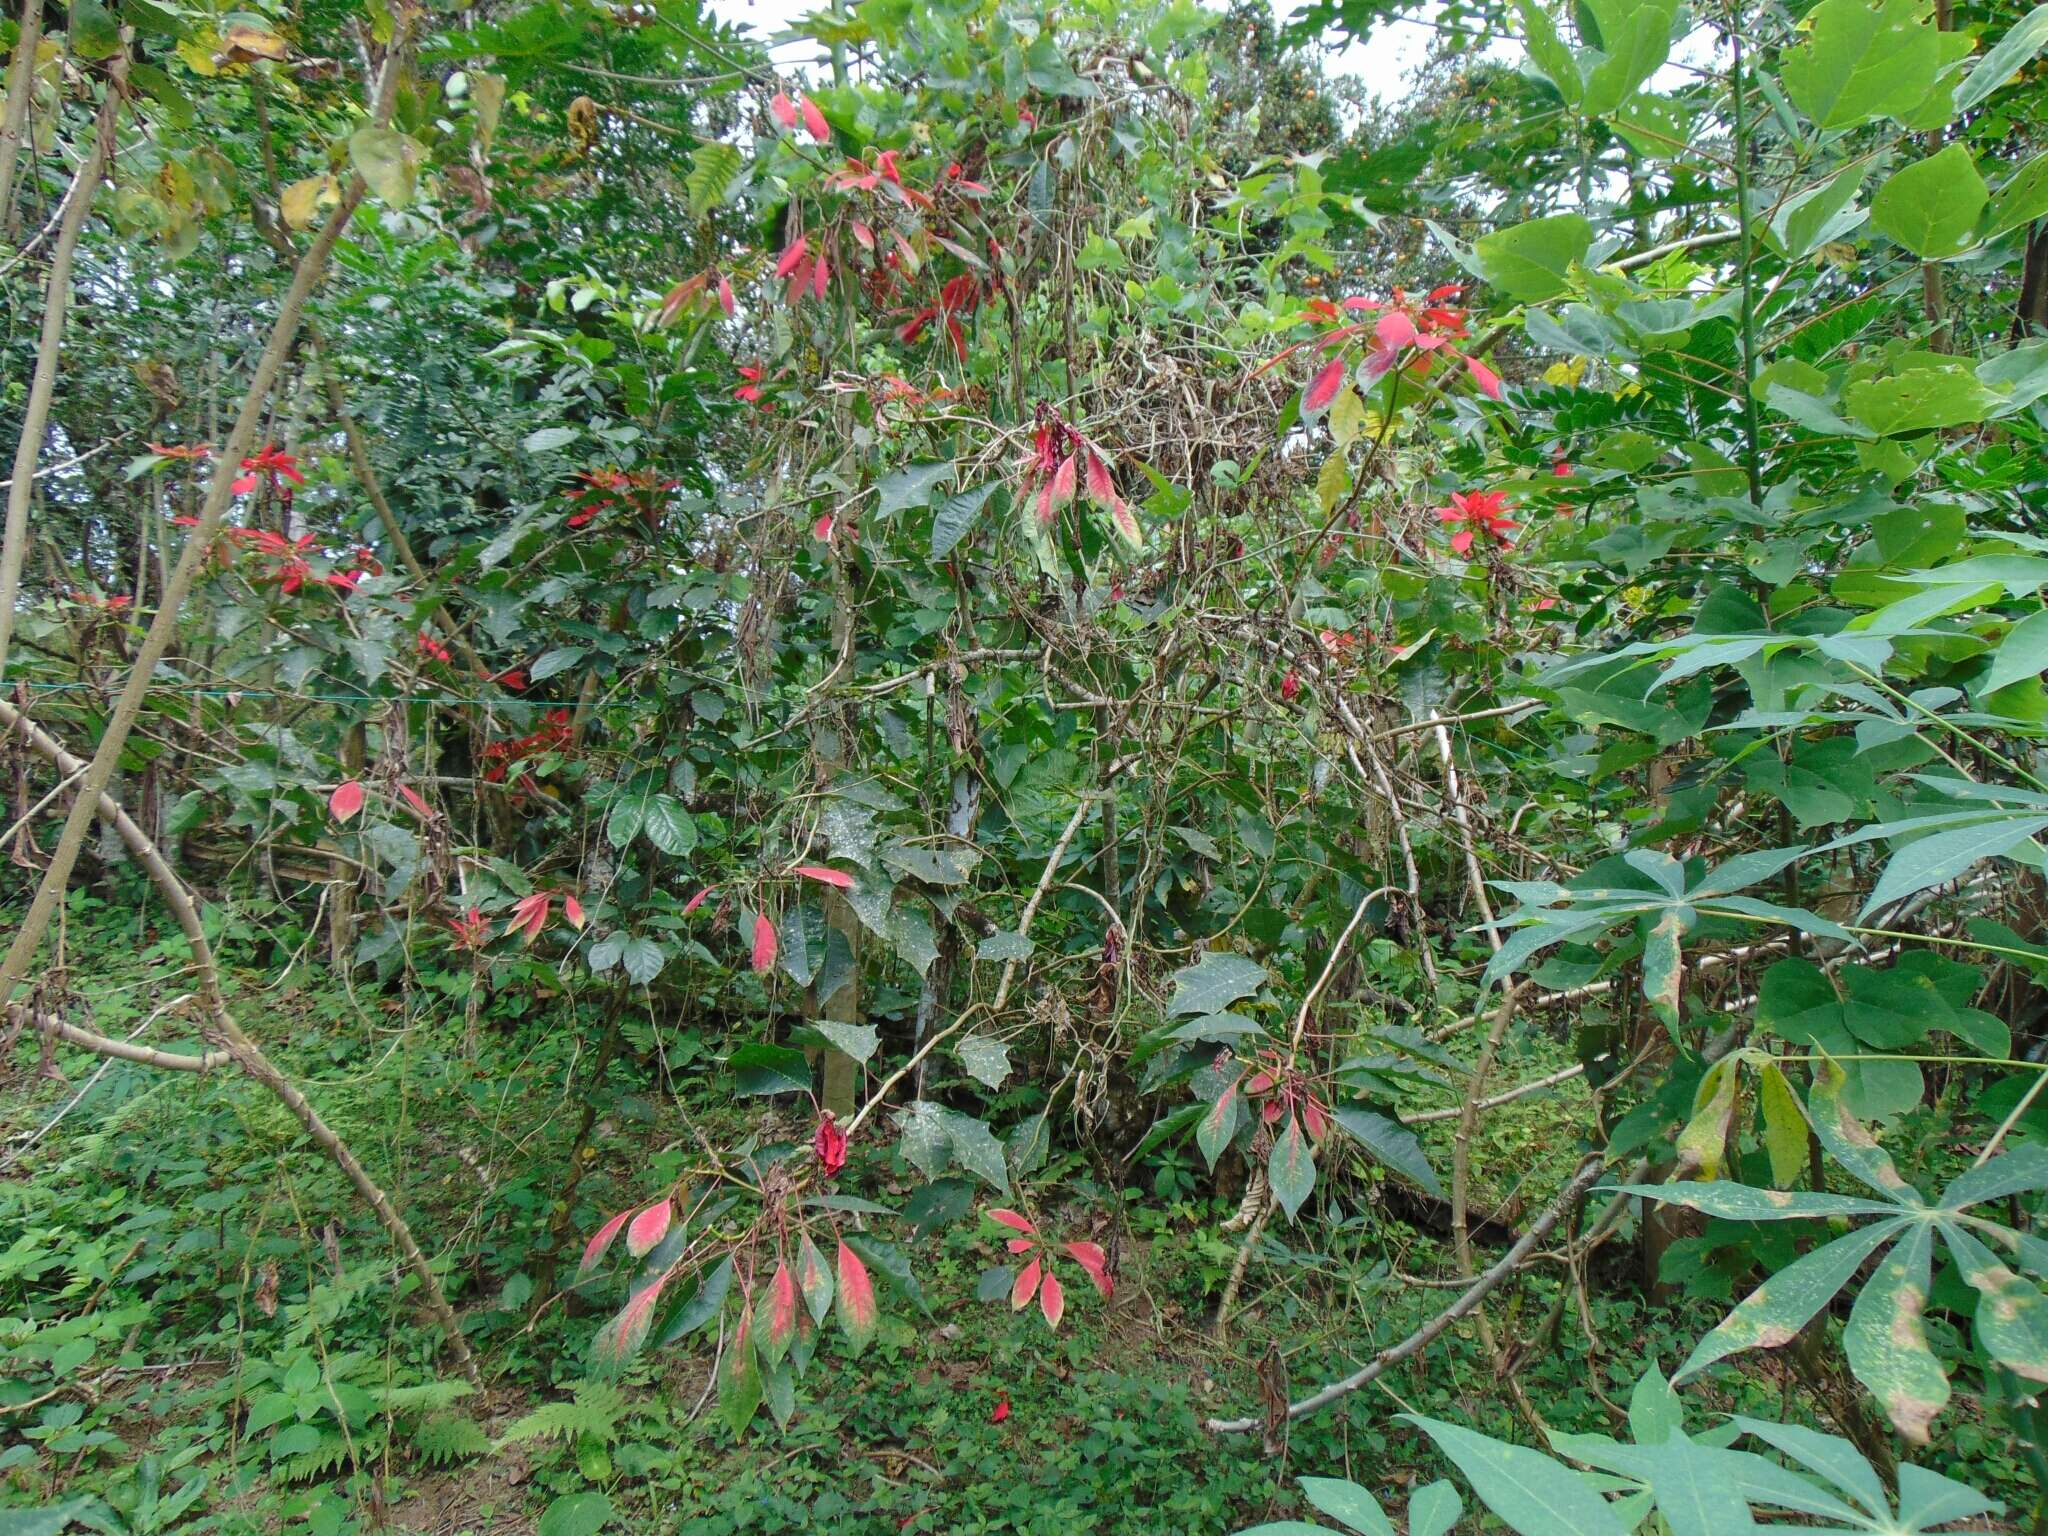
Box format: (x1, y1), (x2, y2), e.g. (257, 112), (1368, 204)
(280, 174), (335, 230)
(1676, 1056), (1738, 1180)
(1758, 1061), (1810, 1188)
(219, 24), (289, 64)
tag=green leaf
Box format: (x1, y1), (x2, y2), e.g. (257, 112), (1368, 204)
(931, 480), (999, 560)
(1299, 1477), (1394, 1536)
(348, 127), (420, 207)
(523, 425), (580, 454)
(1954, 2), (2048, 113)
(537, 1493), (613, 1536)
(1473, 214), (1593, 302)
(812, 1021), (878, 1063)
(1675, 1221), (1905, 1382)
(1196, 1079), (1243, 1171)
(1627, 1367), (1683, 1445)
(685, 142), (743, 219)
(1981, 609), (2048, 698)
(68, 0), (123, 58)
(654, 1256), (733, 1346)
(1403, 1415), (1631, 1536)
(1516, 0), (1583, 105)
(875, 462), (955, 517)
(1942, 1145), (2048, 1210)
(942, 1110), (1010, 1194)
(729, 1042), (811, 1096)
(1859, 811), (2048, 918)
(1166, 951), (1268, 1016)
(1758, 1063), (1810, 1188)
(1267, 1114), (1316, 1221)
(1331, 1107), (1443, 1197)
(954, 1033), (1011, 1089)
(1578, 0), (1677, 116)
(1986, 153), (2048, 242)
(1405, 1481), (1463, 1536)
(642, 794), (697, 855)
(1870, 144), (1986, 259)
(1943, 1221), (2048, 1386)
(619, 935), (665, 986)
(1780, 0), (1938, 129)
(1675, 1058), (1737, 1178)
(1606, 1181), (1899, 1221)
(1643, 909), (1685, 1028)
(1843, 1223), (1947, 1441)
(718, 1314), (762, 1434)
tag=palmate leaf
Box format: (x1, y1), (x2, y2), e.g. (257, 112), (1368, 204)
(1942, 1221), (2048, 1384)
(1809, 1063), (1927, 1205)
(1603, 1182), (1900, 1222)
(1941, 1143), (2048, 1209)
(1674, 1220), (1906, 1382)
(1843, 1223), (1947, 1442)
(1404, 1416), (1631, 1536)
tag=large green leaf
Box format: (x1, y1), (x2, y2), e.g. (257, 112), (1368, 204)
(1954, 2), (2048, 113)
(1870, 144), (1987, 259)
(1779, 0), (1939, 128)
(1405, 1416), (1631, 1536)
(1675, 1221), (1905, 1381)
(1299, 1477), (1395, 1536)
(1473, 215), (1593, 302)
(1843, 1223), (1947, 1441)
(1605, 1181), (1898, 1222)
(1332, 1107), (1443, 1197)
(1167, 951), (1268, 1016)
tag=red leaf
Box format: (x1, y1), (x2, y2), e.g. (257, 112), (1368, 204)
(717, 273), (735, 316)
(990, 1396), (1011, 1424)
(751, 912), (778, 973)
(626, 1198), (672, 1257)
(813, 1113), (848, 1174)
(1084, 451), (1115, 509)
(988, 1208), (1038, 1236)
(1010, 1257), (1042, 1310)
(1303, 357), (1347, 417)
(795, 864), (854, 888)
(1376, 310), (1419, 349)
(770, 90), (798, 130)
(1108, 495), (1141, 550)
(836, 1240), (877, 1355)
(1039, 1267), (1065, 1329)
(800, 94), (830, 143)
(328, 780), (365, 823)
(509, 892), (549, 944)
(598, 1275), (667, 1364)
(396, 783), (433, 820)
(1049, 452), (1077, 509)
(812, 253), (829, 300)
(1063, 1241), (1113, 1299)
(578, 1208), (632, 1276)
(1034, 480), (1055, 527)
(1006, 1237), (1034, 1254)
(683, 886), (713, 915)
(774, 236), (809, 279)
(1466, 353), (1503, 400)
(767, 1260), (799, 1353)
(813, 513), (835, 542)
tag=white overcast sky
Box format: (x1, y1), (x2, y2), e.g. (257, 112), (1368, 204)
(702, 0), (1444, 103)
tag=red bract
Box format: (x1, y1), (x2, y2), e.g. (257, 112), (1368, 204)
(447, 907), (490, 951)
(734, 362), (769, 408)
(751, 912), (778, 973)
(329, 780), (365, 823)
(1264, 283), (1503, 405)
(1064, 1241), (1113, 1299)
(795, 864), (854, 888)
(397, 784), (434, 820)
(1281, 670), (1302, 702)
(563, 895), (586, 930)
(508, 892), (551, 944)
(682, 886), (714, 916)
(626, 1199), (672, 1257)
(770, 90), (799, 130)
(480, 709), (573, 782)
(1436, 488), (1519, 555)
(231, 444), (303, 497)
(579, 1207), (633, 1276)
(800, 94), (830, 143)
(814, 1111), (847, 1175)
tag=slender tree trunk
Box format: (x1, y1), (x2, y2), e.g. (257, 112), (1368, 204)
(0, 0), (43, 234)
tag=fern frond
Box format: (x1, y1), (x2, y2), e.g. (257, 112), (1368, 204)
(495, 1380), (628, 1449)
(410, 1412), (492, 1466)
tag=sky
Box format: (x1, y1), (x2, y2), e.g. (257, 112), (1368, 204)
(701, 0), (1445, 103)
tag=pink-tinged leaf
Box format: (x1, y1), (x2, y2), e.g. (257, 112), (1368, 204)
(1049, 452), (1077, 509)
(1006, 1236), (1034, 1255)
(795, 864), (854, 889)
(850, 220), (874, 251)
(1083, 451), (1115, 509)
(989, 1208), (1038, 1236)
(770, 90), (798, 130)
(751, 913), (778, 973)
(509, 893), (549, 944)
(800, 94), (830, 143)
(329, 780), (365, 823)
(597, 1275), (667, 1363)
(761, 1260), (799, 1363)
(1108, 495), (1141, 551)
(1011, 1257), (1042, 1310)
(1466, 353), (1503, 400)
(812, 253), (829, 300)
(1375, 310), (1418, 349)
(784, 258), (812, 308)
(1302, 357), (1347, 417)
(563, 895), (586, 930)
(396, 783), (433, 819)
(774, 236), (809, 279)
(626, 1198), (672, 1257)
(683, 886), (713, 915)
(1064, 1241), (1113, 1299)
(717, 273), (735, 316)
(578, 1208), (633, 1276)
(797, 1234), (834, 1324)
(813, 513), (835, 542)
(1039, 1267), (1065, 1329)
(1303, 1099), (1329, 1142)
(1034, 479), (1056, 527)
(836, 1240), (877, 1355)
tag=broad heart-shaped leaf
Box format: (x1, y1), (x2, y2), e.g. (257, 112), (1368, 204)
(1675, 1220), (1906, 1382)
(728, 1041), (811, 1096)
(1871, 144), (1987, 259)
(641, 794), (697, 855)
(1473, 214), (1592, 301)
(1578, 0), (1677, 116)
(1845, 364), (2008, 435)
(1166, 951), (1268, 1016)
(1603, 1181), (1900, 1222)
(875, 461), (955, 517)
(348, 127), (419, 207)
(1955, 2), (2048, 113)
(1779, 0), (1938, 129)
(1988, 153), (2048, 242)
(1405, 1481), (1462, 1536)
(953, 1033), (1011, 1089)
(834, 1240), (878, 1355)
(1298, 1476), (1395, 1536)
(1267, 1113), (1316, 1221)
(1942, 1220), (2048, 1384)
(1844, 1222), (1947, 1441)
(1331, 1106), (1444, 1197)
(1403, 1415), (1631, 1536)
(537, 1492), (613, 1536)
